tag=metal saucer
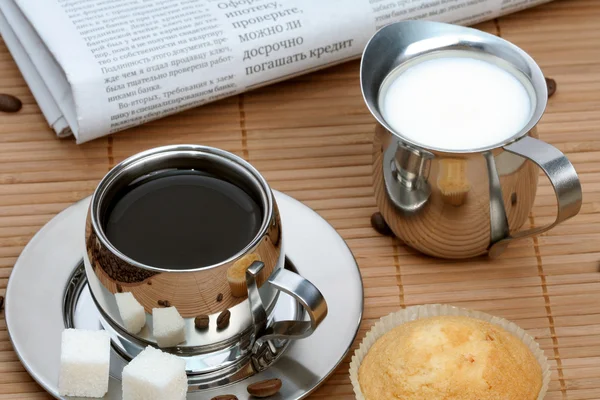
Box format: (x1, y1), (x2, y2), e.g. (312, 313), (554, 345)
(64, 259), (299, 389)
(5, 191), (363, 399)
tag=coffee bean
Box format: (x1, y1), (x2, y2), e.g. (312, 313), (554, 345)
(216, 293), (223, 302)
(216, 309), (230, 329)
(0, 295), (4, 313)
(0, 94), (22, 113)
(157, 299), (171, 307)
(370, 212), (393, 236)
(147, 281), (152, 285)
(211, 395), (238, 400)
(545, 77), (557, 98)
(247, 378), (282, 398)
(194, 314), (209, 330)
(511, 192), (518, 206)
(116, 284), (123, 293)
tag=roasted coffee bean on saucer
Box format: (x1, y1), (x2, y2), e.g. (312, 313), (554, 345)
(194, 314), (209, 330)
(0, 94), (22, 113)
(370, 212), (393, 236)
(217, 309), (230, 329)
(247, 378), (282, 397)
(216, 293), (223, 302)
(545, 77), (557, 98)
(0, 295), (4, 313)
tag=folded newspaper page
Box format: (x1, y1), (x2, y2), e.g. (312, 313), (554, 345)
(0, 0), (551, 143)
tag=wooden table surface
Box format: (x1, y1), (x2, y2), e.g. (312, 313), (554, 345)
(1, 0), (599, 398)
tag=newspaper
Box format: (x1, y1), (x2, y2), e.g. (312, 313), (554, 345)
(0, 0), (551, 144)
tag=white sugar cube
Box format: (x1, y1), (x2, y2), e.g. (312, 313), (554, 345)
(58, 329), (111, 398)
(152, 306), (185, 347)
(122, 346), (187, 400)
(116, 292), (146, 334)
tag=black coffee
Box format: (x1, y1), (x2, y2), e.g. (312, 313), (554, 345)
(104, 170), (262, 270)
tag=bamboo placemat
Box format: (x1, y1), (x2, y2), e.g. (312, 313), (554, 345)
(1, 1), (599, 399)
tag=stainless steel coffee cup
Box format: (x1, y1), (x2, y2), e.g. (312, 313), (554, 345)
(83, 145), (327, 373)
(362, 21), (582, 259)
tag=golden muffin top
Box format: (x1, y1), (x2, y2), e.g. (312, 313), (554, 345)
(358, 315), (542, 400)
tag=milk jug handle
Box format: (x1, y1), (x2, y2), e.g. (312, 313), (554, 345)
(488, 136), (582, 257)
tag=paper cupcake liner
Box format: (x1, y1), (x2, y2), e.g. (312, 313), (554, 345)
(227, 280), (248, 298)
(440, 190), (469, 206)
(349, 304), (550, 400)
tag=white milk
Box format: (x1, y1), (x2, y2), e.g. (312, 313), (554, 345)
(379, 56), (532, 151)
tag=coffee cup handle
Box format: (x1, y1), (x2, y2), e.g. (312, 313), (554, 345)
(488, 135), (582, 257)
(382, 139), (434, 214)
(245, 261), (328, 351)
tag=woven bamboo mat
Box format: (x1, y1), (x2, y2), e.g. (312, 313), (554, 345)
(1, 0), (599, 398)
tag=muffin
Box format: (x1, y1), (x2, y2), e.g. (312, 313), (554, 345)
(350, 305), (549, 400)
(437, 158), (471, 206)
(226, 253), (262, 297)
